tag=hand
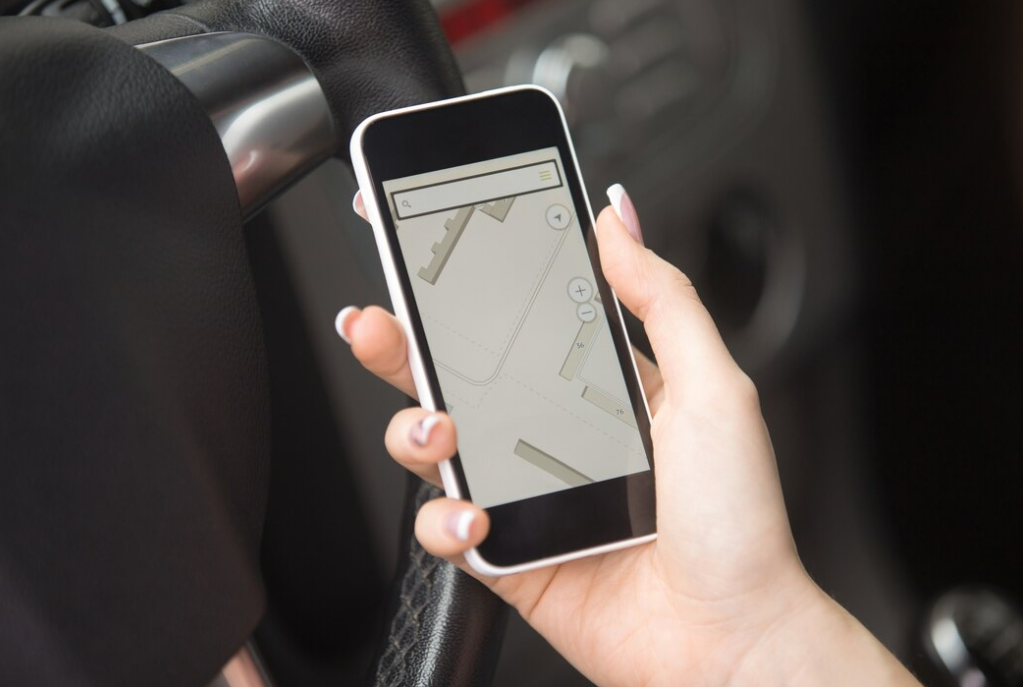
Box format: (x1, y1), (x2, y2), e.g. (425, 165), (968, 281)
(339, 188), (920, 687)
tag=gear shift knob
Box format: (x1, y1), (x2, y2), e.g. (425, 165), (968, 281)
(921, 588), (1023, 687)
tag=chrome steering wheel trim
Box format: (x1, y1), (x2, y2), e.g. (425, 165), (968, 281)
(138, 32), (337, 219)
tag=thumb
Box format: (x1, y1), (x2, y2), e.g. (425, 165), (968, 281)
(596, 186), (736, 393)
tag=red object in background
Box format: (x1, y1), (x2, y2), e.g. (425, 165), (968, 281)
(440, 0), (546, 46)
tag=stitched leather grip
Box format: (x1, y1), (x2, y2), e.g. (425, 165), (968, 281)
(371, 476), (509, 687)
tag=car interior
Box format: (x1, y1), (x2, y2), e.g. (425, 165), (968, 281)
(2, 0), (1021, 685)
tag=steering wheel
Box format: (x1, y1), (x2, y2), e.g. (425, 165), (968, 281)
(0, 1), (507, 685)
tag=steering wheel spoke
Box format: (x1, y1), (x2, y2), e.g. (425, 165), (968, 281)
(0, 1), (505, 685)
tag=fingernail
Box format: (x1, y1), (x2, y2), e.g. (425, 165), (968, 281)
(607, 183), (644, 245)
(351, 191), (363, 216)
(334, 305), (359, 344)
(445, 509), (477, 542)
(410, 414), (441, 447)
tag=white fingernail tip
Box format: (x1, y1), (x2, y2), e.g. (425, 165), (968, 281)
(413, 414), (441, 447)
(451, 510), (476, 542)
(607, 183), (626, 221)
(334, 305), (358, 344)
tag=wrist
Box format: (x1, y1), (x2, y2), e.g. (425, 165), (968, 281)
(728, 580), (921, 687)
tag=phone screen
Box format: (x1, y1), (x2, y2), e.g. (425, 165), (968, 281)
(382, 147), (651, 508)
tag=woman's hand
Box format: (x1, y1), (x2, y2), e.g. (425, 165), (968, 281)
(338, 188), (920, 687)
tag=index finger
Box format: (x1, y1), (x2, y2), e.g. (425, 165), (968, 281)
(339, 305), (419, 399)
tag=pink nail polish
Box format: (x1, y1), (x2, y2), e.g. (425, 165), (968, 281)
(606, 183), (644, 245)
(410, 414), (441, 447)
(446, 510), (476, 542)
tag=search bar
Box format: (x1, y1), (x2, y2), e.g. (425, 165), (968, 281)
(392, 160), (562, 219)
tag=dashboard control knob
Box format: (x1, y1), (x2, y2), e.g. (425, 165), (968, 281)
(528, 33), (610, 125)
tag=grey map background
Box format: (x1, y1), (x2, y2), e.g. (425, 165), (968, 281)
(384, 148), (649, 508)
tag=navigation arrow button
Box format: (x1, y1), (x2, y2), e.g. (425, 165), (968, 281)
(546, 204), (571, 230)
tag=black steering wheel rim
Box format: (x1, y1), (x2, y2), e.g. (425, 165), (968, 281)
(0, 2), (507, 685)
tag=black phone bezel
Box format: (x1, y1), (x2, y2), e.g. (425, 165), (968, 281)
(360, 88), (656, 569)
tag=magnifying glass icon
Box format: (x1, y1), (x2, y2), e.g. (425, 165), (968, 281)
(401, 200), (411, 208)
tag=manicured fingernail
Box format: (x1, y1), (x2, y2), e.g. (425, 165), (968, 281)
(410, 414), (441, 447)
(334, 305), (359, 344)
(446, 509), (477, 542)
(352, 191), (363, 216)
(607, 183), (644, 245)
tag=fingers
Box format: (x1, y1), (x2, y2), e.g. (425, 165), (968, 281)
(336, 305), (419, 399)
(386, 411), (491, 568)
(353, 191), (367, 222)
(414, 497), (490, 559)
(597, 187), (738, 393)
(384, 408), (453, 486)
(632, 347), (666, 415)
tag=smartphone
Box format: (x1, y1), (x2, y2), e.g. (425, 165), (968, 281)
(350, 86), (656, 576)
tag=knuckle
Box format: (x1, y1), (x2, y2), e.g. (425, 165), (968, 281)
(731, 371), (761, 411)
(358, 336), (406, 380)
(664, 264), (697, 300)
(649, 413), (669, 445)
(648, 262), (698, 317)
(378, 346), (409, 380)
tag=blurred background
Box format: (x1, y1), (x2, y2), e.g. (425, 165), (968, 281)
(12, 0), (1020, 683)
(248, 0), (1023, 683)
(257, 0), (1023, 684)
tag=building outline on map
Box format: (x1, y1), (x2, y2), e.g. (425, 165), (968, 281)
(387, 149), (648, 505)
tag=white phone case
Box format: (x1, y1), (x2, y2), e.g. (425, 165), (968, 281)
(350, 85), (656, 576)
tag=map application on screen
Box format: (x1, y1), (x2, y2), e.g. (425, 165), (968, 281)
(383, 147), (650, 508)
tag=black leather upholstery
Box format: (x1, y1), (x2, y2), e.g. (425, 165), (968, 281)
(2, 1), (508, 685)
(0, 17), (267, 686)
